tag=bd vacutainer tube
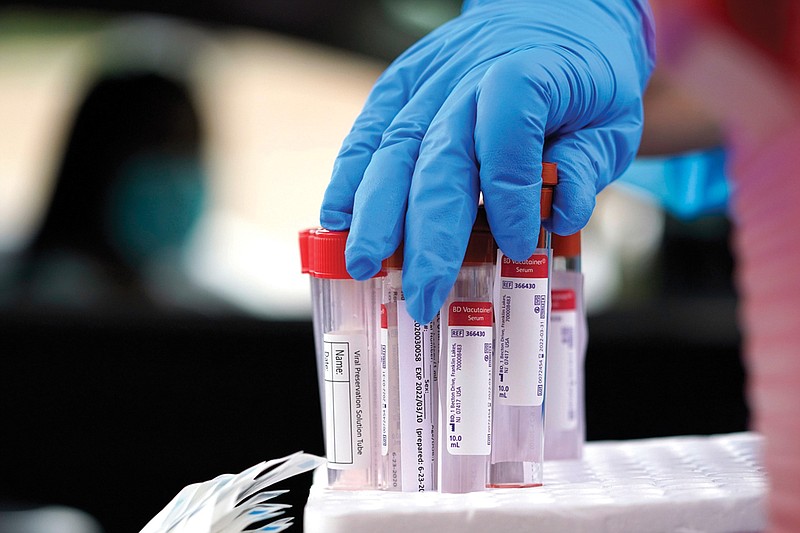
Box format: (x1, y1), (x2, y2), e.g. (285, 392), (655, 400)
(544, 231), (587, 460)
(489, 163), (557, 488)
(310, 229), (385, 490)
(439, 208), (496, 494)
(382, 246), (439, 492)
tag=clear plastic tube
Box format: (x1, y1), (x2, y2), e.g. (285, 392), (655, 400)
(383, 250), (440, 492)
(306, 229), (385, 490)
(380, 266), (403, 490)
(488, 163), (557, 488)
(544, 232), (587, 460)
(300, 229), (326, 438)
(489, 231), (551, 488)
(438, 211), (495, 493)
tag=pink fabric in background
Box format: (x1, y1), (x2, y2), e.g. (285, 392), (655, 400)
(730, 129), (800, 532)
(654, 2), (800, 530)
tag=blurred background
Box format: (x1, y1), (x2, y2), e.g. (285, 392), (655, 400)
(0, 1), (745, 532)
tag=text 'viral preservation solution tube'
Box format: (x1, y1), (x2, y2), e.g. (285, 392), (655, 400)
(544, 231), (587, 460)
(303, 229), (385, 490)
(439, 209), (497, 494)
(381, 246), (439, 492)
(489, 163), (558, 488)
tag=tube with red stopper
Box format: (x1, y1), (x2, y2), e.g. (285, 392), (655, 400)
(438, 208), (497, 493)
(488, 162), (557, 488)
(381, 246), (440, 492)
(299, 228), (386, 489)
(544, 231), (587, 460)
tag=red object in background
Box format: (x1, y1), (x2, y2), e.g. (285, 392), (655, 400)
(692, 0), (800, 77)
(655, 2), (800, 531)
(728, 128), (800, 533)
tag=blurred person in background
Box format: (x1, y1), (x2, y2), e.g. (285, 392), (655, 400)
(2, 71), (226, 315)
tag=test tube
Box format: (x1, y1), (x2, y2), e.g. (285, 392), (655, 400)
(299, 228), (326, 432)
(380, 249), (403, 490)
(307, 229), (385, 489)
(439, 209), (497, 493)
(382, 246), (440, 492)
(488, 163), (558, 488)
(544, 231), (587, 460)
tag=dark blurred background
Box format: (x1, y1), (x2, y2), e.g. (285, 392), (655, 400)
(0, 2), (745, 532)
(14, 0), (461, 61)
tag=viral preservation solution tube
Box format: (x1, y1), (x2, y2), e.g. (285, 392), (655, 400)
(382, 246), (439, 492)
(439, 209), (496, 494)
(544, 231), (587, 460)
(299, 228), (326, 432)
(489, 163), (558, 488)
(307, 229), (385, 489)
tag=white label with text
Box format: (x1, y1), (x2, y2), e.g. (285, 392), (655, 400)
(397, 301), (437, 491)
(446, 302), (493, 456)
(495, 250), (549, 406)
(380, 305), (389, 456)
(549, 289), (579, 430)
(323, 332), (371, 469)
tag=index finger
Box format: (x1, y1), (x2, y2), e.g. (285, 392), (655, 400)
(320, 70), (408, 230)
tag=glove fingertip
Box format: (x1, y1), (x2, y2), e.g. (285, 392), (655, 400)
(405, 286), (445, 326)
(541, 159), (595, 236)
(485, 197), (540, 262)
(497, 237), (537, 263)
(402, 260), (455, 325)
(320, 209), (351, 231)
(546, 200), (592, 236)
(345, 252), (381, 281)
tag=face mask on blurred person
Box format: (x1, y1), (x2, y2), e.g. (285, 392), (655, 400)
(106, 152), (206, 268)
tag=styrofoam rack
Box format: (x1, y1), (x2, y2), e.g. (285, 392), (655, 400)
(305, 432), (765, 533)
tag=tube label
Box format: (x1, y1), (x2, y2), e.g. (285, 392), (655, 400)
(397, 301), (437, 491)
(446, 302), (493, 456)
(380, 301), (402, 489)
(549, 289), (578, 430)
(380, 305), (389, 456)
(495, 251), (550, 406)
(323, 332), (371, 470)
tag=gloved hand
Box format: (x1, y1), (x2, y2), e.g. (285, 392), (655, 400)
(321, 0), (655, 324)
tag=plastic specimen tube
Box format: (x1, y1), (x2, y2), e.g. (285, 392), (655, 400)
(380, 251), (403, 490)
(544, 231), (587, 460)
(382, 246), (439, 492)
(439, 209), (497, 493)
(489, 163), (558, 488)
(299, 228), (326, 433)
(302, 229), (385, 490)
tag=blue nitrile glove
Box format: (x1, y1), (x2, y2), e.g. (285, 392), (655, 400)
(616, 147), (730, 219)
(320, 0), (656, 324)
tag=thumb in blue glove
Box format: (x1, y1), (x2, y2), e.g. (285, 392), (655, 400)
(320, 0), (655, 324)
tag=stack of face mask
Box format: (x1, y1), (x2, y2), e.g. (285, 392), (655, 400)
(140, 452), (324, 533)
